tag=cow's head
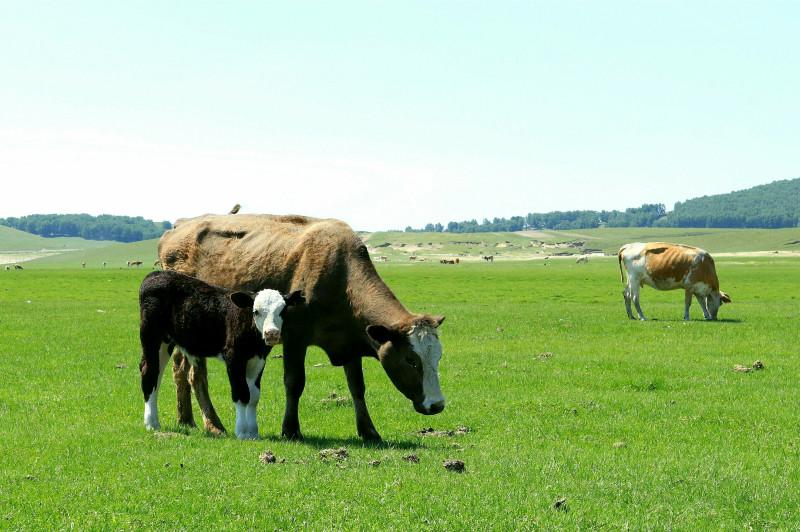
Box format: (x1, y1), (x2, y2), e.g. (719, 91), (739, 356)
(231, 289), (305, 345)
(367, 315), (446, 415)
(706, 290), (732, 320)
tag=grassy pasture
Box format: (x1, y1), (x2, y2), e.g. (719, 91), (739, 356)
(0, 257), (799, 528)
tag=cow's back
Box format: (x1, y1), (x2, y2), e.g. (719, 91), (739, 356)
(159, 214), (361, 295)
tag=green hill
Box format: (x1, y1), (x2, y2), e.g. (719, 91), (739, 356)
(0, 225), (112, 251)
(664, 177), (800, 228)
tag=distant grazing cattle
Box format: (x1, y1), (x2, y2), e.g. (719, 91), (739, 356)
(139, 270), (304, 439)
(4, 266), (9, 271)
(618, 242), (731, 321)
(81, 261), (86, 268)
(482, 255), (494, 262)
(102, 261), (107, 268)
(576, 256), (589, 264)
(440, 259), (456, 265)
(14, 264), (23, 270)
(158, 213), (446, 441)
(409, 256), (417, 261)
(127, 260), (143, 268)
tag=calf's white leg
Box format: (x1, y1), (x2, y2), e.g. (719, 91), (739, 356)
(143, 343), (171, 431)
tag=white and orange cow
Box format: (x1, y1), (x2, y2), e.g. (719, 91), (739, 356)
(618, 242), (731, 321)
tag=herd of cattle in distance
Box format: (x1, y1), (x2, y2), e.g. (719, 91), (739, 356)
(133, 209), (732, 441)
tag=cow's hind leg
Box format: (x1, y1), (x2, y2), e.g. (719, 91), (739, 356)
(141, 341), (171, 431)
(344, 358), (381, 442)
(187, 356), (226, 435)
(171, 349), (195, 428)
(281, 340), (307, 440)
(623, 284), (634, 319)
(684, 289), (693, 321)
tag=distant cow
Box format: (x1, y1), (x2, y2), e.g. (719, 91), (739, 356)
(139, 270), (304, 439)
(102, 261), (107, 268)
(4, 266), (9, 271)
(618, 242), (731, 321)
(482, 255), (494, 262)
(440, 259), (455, 265)
(576, 256), (589, 264)
(128, 260), (143, 268)
(14, 264), (23, 270)
(81, 261), (86, 268)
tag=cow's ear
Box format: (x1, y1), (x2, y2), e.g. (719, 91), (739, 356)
(366, 325), (393, 345)
(720, 292), (732, 304)
(230, 292), (255, 309)
(431, 315), (445, 327)
(283, 290), (305, 307)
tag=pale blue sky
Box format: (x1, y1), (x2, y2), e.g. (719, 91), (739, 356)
(1, 1), (797, 230)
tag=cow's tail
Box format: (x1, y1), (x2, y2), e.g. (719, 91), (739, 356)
(618, 247), (625, 283)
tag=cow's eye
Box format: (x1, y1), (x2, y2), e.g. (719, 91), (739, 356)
(253, 310), (260, 316)
(405, 357), (418, 368)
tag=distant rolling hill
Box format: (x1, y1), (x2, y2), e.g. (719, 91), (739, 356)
(365, 227), (800, 261)
(4, 225), (799, 268)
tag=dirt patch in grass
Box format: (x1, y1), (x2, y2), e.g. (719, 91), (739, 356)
(417, 425), (471, 437)
(319, 448), (348, 461)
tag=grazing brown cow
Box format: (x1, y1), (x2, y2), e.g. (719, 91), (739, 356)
(127, 260), (143, 268)
(618, 242), (731, 321)
(158, 214), (446, 441)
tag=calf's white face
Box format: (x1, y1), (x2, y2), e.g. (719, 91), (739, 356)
(231, 289), (305, 345)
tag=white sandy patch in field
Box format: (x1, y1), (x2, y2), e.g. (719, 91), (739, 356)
(0, 251), (62, 265)
(715, 250), (800, 257)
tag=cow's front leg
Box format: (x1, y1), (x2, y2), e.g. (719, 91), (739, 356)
(171, 349), (195, 427)
(281, 340), (307, 440)
(695, 293), (712, 320)
(622, 285), (634, 319)
(344, 358), (381, 442)
(684, 289), (693, 321)
(187, 356), (226, 435)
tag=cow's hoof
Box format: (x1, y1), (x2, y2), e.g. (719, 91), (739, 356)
(203, 419), (226, 435)
(359, 429), (382, 443)
(282, 428), (304, 441)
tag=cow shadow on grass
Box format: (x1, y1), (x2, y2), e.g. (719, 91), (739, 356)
(258, 434), (423, 451)
(646, 318), (743, 324)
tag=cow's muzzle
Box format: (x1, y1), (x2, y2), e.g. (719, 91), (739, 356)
(414, 400), (445, 415)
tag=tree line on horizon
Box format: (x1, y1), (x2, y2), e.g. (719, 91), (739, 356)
(0, 214), (171, 243)
(405, 178), (800, 232)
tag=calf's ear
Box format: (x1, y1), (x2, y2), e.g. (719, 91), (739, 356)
(432, 315), (446, 327)
(283, 290), (306, 306)
(230, 291), (255, 309)
(720, 291), (732, 304)
(366, 325), (393, 345)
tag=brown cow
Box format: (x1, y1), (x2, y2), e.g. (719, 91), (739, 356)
(158, 214), (446, 441)
(618, 242), (731, 321)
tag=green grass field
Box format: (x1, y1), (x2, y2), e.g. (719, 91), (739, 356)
(1, 256), (798, 528)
